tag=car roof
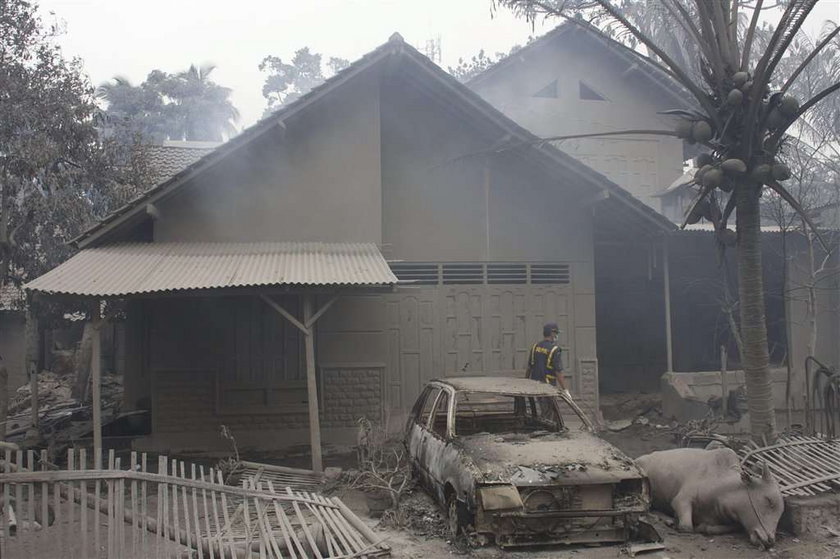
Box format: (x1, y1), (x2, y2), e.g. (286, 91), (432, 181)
(431, 376), (562, 396)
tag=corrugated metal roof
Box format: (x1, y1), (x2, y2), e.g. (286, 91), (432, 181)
(24, 242), (397, 297)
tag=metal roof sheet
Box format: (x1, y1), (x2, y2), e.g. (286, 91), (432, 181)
(24, 242), (397, 297)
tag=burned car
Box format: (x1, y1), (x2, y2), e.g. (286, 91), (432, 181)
(404, 377), (649, 547)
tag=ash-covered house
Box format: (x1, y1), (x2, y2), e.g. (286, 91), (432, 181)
(25, 34), (672, 463)
(466, 21), (839, 418)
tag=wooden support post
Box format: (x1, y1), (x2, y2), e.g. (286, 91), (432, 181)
(24, 308), (38, 429)
(303, 296), (323, 473)
(663, 240), (674, 373)
(721, 345), (729, 417)
(91, 303), (103, 466)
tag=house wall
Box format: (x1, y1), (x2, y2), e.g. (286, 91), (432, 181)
(128, 69), (607, 451)
(380, 76), (599, 419)
(469, 33), (684, 213)
(0, 312), (25, 389)
(126, 294), (389, 451)
(786, 234), (840, 410)
(154, 75), (382, 244)
(594, 242), (666, 393)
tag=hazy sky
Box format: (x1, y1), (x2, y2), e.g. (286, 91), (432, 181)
(38, 0), (553, 128)
(39, 0), (839, 130)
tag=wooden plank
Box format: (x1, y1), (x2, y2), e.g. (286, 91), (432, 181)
(1, 449), (9, 559)
(191, 463), (206, 559)
(53, 453), (63, 559)
(14, 450), (25, 557)
(67, 449), (75, 559)
(131, 452), (139, 558)
(107, 450), (115, 559)
(216, 470), (237, 559)
(176, 461), (192, 553)
(283, 486), (322, 559)
(319, 493), (364, 552)
(0, 471), (334, 504)
(250, 480), (283, 559)
(41, 449), (51, 557)
(80, 448), (88, 559)
(141, 453), (148, 554)
(156, 456), (164, 559)
(94, 447), (101, 558)
(199, 466), (215, 559)
(171, 459), (182, 555)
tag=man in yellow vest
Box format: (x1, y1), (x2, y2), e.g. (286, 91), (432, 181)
(526, 323), (570, 397)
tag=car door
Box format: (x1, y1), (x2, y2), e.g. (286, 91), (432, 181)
(423, 388), (456, 505)
(405, 386), (440, 489)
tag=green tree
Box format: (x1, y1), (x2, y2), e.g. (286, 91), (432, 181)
(99, 65), (239, 143)
(498, 0), (840, 441)
(0, 0), (153, 288)
(259, 47), (350, 115)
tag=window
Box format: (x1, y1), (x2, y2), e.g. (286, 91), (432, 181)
(453, 392), (573, 436)
(533, 79), (559, 98)
(389, 262), (572, 286)
(431, 391), (450, 438)
(418, 387), (440, 427)
(579, 81), (608, 101)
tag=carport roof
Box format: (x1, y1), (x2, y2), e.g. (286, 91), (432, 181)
(24, 242), (397, 297)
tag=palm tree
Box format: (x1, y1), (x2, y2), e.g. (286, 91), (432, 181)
(162, 64), (240, 142)
(498, 0), (840, 441)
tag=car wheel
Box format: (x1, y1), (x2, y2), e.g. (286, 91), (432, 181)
(446, 493), (462, 538)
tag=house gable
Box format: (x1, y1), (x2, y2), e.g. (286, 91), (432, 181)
(153, 74), (382, 244)
(468, 24), (686, 213)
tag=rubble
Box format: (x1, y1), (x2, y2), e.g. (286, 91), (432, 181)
(4, 371), (124, 455)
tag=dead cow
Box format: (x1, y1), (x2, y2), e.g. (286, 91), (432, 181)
(636, 448), (783, 548)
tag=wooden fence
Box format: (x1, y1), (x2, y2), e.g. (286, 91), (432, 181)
(0, 449), (389, 558)
(741, 434), (840, 496)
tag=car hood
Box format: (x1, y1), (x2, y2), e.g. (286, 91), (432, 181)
(454, 430), (644, 485)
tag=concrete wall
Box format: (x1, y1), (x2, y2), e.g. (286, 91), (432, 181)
(154, 75), (382, 244)
(469, 32), (684, 213)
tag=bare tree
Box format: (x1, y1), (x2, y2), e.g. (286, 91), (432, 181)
(497, 0), (840, 441)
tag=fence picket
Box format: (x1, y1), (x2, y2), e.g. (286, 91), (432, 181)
(14, 451), (25, 557)
(141, 453), (148, 553)
(79, 448), (88, 559)
(94, 447), (101, 559)
(66, 450), (75, 559)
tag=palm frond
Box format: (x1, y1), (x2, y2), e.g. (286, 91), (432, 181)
(767, 178), (829, 251)
(780, 24), (840, 95)
(740, 0), (764, 70)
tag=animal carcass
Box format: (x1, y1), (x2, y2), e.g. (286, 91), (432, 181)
(636, 448), (783, 548)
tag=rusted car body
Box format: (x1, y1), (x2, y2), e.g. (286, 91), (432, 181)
(404, 377), (649, 547)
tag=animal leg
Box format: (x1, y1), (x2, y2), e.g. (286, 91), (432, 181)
(697, 523), (737, 535)
(671, 496), (694, 532)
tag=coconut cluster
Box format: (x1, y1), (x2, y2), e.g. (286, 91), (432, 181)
(674, 69), (799, 243)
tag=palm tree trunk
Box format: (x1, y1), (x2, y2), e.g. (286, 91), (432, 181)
(735, 182), (777, 442)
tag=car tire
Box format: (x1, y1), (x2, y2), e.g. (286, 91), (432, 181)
(446, 492), (462, 538)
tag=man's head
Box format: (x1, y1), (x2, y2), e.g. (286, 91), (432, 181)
(543, 323), (559, 341)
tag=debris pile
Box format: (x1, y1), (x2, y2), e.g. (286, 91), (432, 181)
(384, 490), (447, 538)
(4, 371), (124, 453)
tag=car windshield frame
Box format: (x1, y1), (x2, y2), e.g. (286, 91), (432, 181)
(449, 389), (586, 437)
